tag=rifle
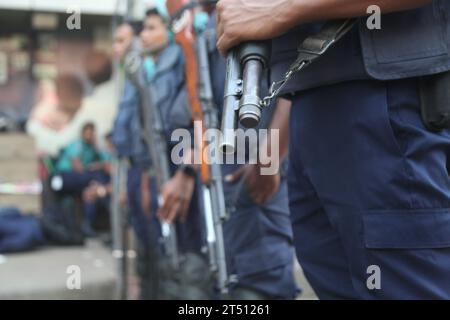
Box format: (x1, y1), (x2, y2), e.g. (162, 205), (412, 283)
(220, 42), (271, 154)
(109, 0), (136, 299)
(124, 40), (180, 272)
(167, 0), (230, 294)
(110, 157), (129, 300)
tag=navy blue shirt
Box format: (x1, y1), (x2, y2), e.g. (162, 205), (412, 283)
(112, 79), (151, 167)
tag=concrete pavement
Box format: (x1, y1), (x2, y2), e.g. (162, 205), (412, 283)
(0, 240), (116, 300)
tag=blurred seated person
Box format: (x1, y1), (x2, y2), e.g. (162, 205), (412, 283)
(51, 122), (110, 195)
(81, 133), (115, 237)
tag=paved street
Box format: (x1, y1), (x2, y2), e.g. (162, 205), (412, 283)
(0, 240), (116, 299)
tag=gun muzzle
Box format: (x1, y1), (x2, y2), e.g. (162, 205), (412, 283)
(238, 42), (271, 128)
(220, 42), (270, 153)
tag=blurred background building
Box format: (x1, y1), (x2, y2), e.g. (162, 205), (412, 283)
(1, 1), (111, 126)
(0, 0), (153, 151)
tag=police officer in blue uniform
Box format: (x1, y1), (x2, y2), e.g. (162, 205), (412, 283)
(205, 16), (298, 300)
(113, 80), (159, 300)
(217, 0), (450, 299)
(139, 7), (213, 299)
(111, 22), (160, 300)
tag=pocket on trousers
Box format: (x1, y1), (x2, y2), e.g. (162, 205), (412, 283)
(363, 208), (450, 249)
(379, 83), (406, 157)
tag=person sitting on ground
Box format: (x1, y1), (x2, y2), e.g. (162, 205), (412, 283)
(56, 122), (100, 173)
(51, 122), (109, 195)
(81, 133), (115, 237)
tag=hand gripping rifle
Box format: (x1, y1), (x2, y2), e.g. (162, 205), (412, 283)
(220, 19), (356, 153)
(167, 0), (230, 295)
(124, 40), (180, 272)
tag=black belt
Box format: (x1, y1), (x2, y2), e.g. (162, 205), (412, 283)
(262, 19), (357, 107)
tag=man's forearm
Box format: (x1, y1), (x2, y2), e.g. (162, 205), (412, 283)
(216, 0), (433, 53)
(286, 0), (432, 30)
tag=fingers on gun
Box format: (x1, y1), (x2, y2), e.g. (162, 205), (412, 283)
(224, 165), (246, 183)
(158, 190), (189, 224)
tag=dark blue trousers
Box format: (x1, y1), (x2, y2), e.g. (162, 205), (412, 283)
(127, 165), (158, 249)
(221, 164), (298, 299)
(55, 170), (110, 195)
(127, 164), (204, 254)
(288, 78), (450, 299)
